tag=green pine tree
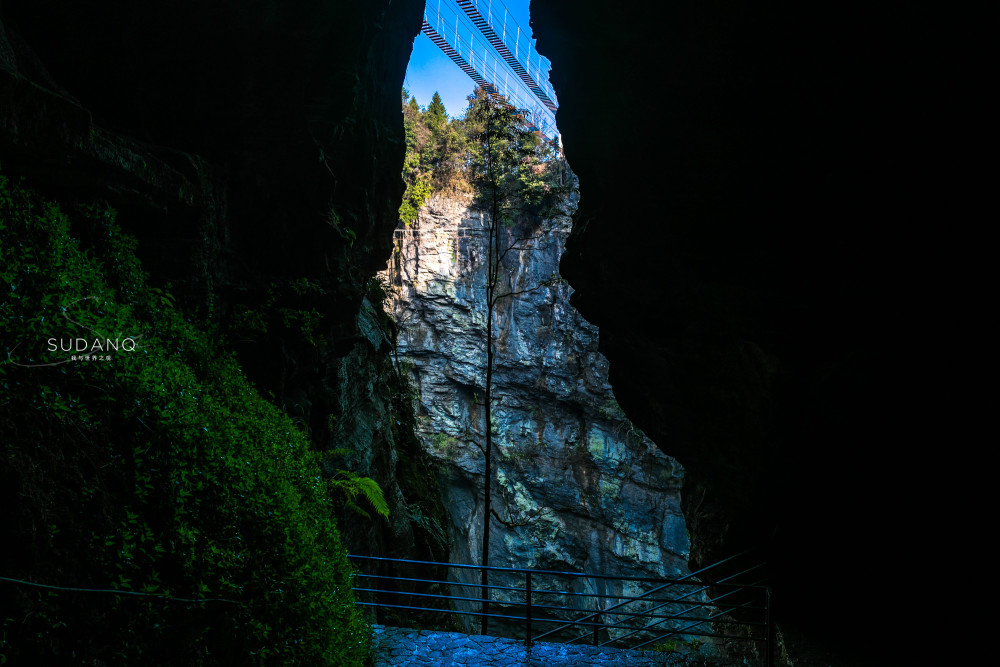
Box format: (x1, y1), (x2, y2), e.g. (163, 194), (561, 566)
(426, 91), (447, 128)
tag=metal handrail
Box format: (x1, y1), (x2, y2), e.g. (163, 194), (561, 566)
(359, 585), (756, 617)
(354, 572), (759, 604)
(599, 577), (768, 647)
(631, 592), (765, 650)
(355, 587), (525, 608)
(354, 574), (526, 595)
(580, 562), (766, 646)
(359, 586), (759, 627)
(355, 600), (755, 636)
(347, 553), (773, 667)
(349, 553), (760, 584)
(531, 550), (752, 643)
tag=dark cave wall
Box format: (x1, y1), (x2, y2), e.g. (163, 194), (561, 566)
(3, 0), (416, 292)
(1, 0), (443, 558)
(531, 0), (929, 647)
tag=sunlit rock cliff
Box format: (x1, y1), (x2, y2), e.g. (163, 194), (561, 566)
(381, 190), (690, 597)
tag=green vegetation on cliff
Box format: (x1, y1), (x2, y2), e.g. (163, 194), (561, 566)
(398, 88), (567, 225)
(400, 90), (470, 224)
(0, 173), (371, 665)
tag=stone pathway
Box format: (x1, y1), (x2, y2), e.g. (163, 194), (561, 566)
(370, 626), (730, 667)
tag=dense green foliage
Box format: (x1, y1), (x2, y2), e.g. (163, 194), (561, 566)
(398, 88), (566, 225)
(0, 173), (372, 665)
(399, 90), (469, 224)
(464, 87), (562, 222)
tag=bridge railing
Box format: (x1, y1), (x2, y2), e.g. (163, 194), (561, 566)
(422, 0), (559, 139)
(347, 553), (773, 666)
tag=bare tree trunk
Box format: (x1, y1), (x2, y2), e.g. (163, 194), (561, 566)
(480, 296), (493, 634)
(480, 108), (498, 636)
(475, 94), (556, 635)
(480, 256), (494, 634)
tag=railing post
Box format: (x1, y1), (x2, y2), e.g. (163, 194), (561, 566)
(525, 571), (532, 648)
(765, 587), (774, 667)
(481, 572), (490, 636)
(593, 609), (601, 646)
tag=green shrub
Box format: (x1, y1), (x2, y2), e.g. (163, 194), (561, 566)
(645, 639), (678, 653)
(0, 173), (371, 665)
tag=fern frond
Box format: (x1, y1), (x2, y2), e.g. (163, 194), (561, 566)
(356, 476), (389, 518)
(330, 471), (389, 519)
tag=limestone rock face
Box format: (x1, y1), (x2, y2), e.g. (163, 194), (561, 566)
(381, 191), (690, 612)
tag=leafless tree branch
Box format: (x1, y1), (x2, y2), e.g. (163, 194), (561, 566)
(495, 277), (560, 301)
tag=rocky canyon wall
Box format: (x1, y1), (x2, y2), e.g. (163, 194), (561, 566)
(381, 191), (691, 632)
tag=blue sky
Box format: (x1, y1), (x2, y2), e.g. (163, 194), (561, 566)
(404, 0), (534, 119)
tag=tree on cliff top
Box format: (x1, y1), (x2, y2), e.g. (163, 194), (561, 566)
(399, 92), (471, 224)
(464, 86), (563, 634)
(426, 91), (448, 127)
